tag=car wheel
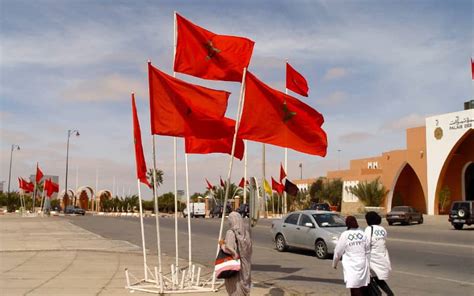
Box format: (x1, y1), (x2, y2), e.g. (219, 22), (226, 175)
(453, 224), (463, 230)
(275, 234), (288, 252)
(388, 221), (393, 226)
(418, 216), (423, 224)
(458, 207), (470, 219)
(315, 240), (328, 259)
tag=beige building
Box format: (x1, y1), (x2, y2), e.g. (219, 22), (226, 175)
(328, 103), (473, 215)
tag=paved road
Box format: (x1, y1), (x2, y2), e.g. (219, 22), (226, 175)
(66, 215), (474, 295)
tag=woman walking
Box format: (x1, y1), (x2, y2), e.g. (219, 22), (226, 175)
(333, 216), (370, 296)
(365, 211), (394, 295)
(219, 212), (253, 295)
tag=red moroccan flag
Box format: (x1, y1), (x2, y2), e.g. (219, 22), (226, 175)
(132, 93), (151, 188)
(206, 179), (214, 190)
(19, 177), (34, 192)
(174, 13), (255, 82)
(286, 62), (309, 97)
(220, 177), (225, 187)
(185, 118), (244, 160)
(44, 178), (59, 197)
(238, 72), (327, 156)
(272, 177), (285, 195)
(238, 178), (245, 188)
(149, 62), (231, 138)
(280, 163), (287, 183)
(36, 163), (44, 183)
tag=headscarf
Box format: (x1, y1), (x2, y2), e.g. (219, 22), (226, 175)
(345, 215), (359, 230)
(228, 212), (250, 244)
(365, 211), (382, 226)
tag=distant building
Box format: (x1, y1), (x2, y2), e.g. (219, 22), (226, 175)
(292, 178), (317, 191)
(327, 102), (473, 215)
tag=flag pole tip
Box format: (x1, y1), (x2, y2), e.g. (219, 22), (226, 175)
(147, 59), (151, 64)
(131, 91), (135, 95)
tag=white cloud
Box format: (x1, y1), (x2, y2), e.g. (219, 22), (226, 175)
(61, 74), (146, 102)
(323, 67), (348, 81)
(380, 113), (426, 132)
(318, 91), (347, 106)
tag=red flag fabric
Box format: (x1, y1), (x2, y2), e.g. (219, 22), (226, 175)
(238, 72), (327, 156)
(19, 177), (34, 192)
(280, 163), (287, 183)
(206, 179), (214, 190)
(471, 59), (474, 80)
(132, 93), (151, 188)
(149, 63), (232, 138)
(272, 177), (285, 195)
(220, 177), (225, 187)
(286, 62), (309, 97)
(36, 164), (44, 183)
(184, 118), (244, 160)
(44, 178), (59, 197)
(238, 178), (245, 188)
(174, 13), (255, 82)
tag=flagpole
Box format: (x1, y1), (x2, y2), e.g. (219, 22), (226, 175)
(243, 140), (248, 204)
(212, 67), (247, 289)
(184, 154), (192, 271)
(284, 60), (289, 215)
(172, 10), (179, 272)
(152, 135), (164, 291)
(136, 179), (149, 281)
(33, 163), (37, 213)
(262, 144), (267, 218)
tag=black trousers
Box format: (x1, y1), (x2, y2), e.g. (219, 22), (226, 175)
(373, 277), (394, 296)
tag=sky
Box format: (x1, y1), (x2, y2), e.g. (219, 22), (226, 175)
(1, 0), (473, 199)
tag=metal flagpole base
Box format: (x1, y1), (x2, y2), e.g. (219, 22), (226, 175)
(125, 264), (223, 294)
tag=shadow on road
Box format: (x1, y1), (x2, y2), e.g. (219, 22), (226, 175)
(278, 274), (344, 285)
(253, 264), (301, 273)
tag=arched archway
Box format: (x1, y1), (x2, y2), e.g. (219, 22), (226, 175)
(97, 190), (112, 212)
(463, 162), (474, 201)
(391, 163), (427, 213)
(435, 130), (474, 213)
(76, 186), (94, 210)
(60, 189), (75, 210)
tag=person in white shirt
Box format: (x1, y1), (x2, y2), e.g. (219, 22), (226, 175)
(333, 216), (370, 296)
(365, 211), (394, 295)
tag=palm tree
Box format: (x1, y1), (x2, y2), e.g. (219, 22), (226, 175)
(147, 168), (164, 194)
(349, 178), (389, 207)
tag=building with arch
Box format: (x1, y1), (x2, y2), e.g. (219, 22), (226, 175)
(328, 103), (473, 215)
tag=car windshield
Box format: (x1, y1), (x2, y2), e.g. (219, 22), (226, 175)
(392, 206), (409, 212)
(312, 213), (346, 227)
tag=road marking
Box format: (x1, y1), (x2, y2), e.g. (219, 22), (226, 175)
(394, 270), (474, 286)
(388, 237), (473, 249)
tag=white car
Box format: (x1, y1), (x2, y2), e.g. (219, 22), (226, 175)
(271, 210), (346, 259)
(183, 202), (206, 218)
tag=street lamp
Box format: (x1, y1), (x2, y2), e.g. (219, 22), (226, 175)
(337, 149), (342, 170)
(7, 144), (20, 194)
(65, 129), (80, 209)
(299, 163), (303, 180)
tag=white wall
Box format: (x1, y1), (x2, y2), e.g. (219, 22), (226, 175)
(425, 109), (474, 215)
(342, 180), (360, 202)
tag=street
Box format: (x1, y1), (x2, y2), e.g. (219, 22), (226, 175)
(66, 215), (474, 295)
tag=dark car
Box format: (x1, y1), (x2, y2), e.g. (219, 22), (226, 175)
(65, 206), (85, 215)
(449, 201), (474, 230)
(209, 203), (233, 218)
(386, 206), (423, 225)
(237, 203), (249, 218)
(307, 202), (331, 211)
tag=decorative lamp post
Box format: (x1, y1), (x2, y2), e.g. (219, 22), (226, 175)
(7, 144), (20, 194)
(65, 129), (80, 210)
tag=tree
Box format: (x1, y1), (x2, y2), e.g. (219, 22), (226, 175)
(438, 186), (451, 213)
(309, 178), (324, 202)
(349, 178), (388, 207)
(147, 168), (164, 192)
(321, 179), (343, 208)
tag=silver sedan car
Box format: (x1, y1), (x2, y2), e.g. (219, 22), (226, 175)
(270, 210), (346, 259)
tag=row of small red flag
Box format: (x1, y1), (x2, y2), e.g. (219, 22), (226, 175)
(132, 12), (327, 190)
(17, 164), (59, 198)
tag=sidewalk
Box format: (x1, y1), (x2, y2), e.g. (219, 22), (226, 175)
(0, 216), (276, 295)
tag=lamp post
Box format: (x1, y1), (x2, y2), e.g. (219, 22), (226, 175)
(337, 149), (342, 170)
(7, 144), (20, 194)
(299, 163), (303, 180)
(65, 129), (79, 210)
